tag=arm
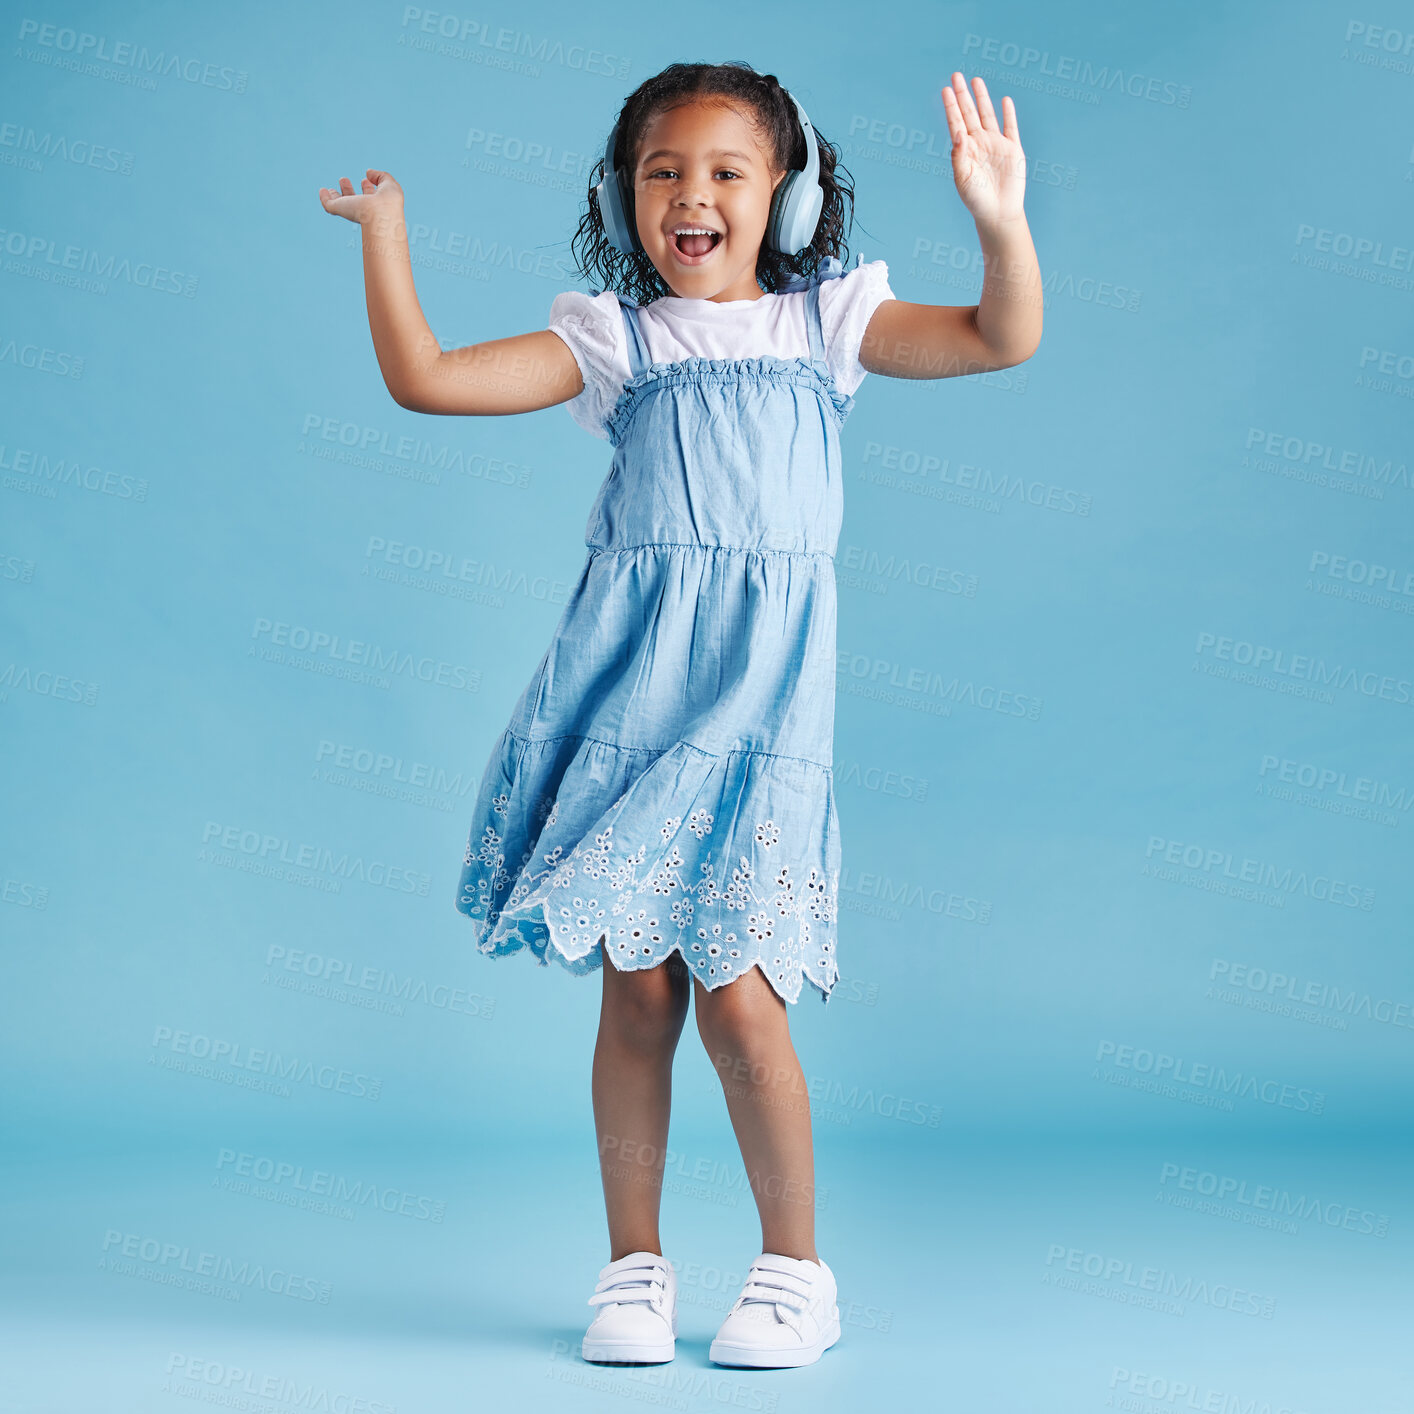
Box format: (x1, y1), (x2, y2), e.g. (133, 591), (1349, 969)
(860, 73), (1042, 382)
(318, 168), (584, 416)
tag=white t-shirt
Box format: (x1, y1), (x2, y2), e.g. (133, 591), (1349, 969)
(547, 259), (896, 441)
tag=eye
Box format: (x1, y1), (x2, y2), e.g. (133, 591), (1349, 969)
(643, 168), (742, 181)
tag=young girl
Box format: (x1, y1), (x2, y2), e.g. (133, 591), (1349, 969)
(320, 61), (1040, 1369)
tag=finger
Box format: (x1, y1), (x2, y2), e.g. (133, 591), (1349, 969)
(971, 76), (999, 133)
(339, 177), (354, 194)
(1001, 95), (1021, 145)
(939, 85), (968, 146)
(951, 72), (980, 134)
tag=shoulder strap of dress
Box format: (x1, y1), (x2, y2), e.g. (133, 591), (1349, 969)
(803, 281), (825, 364)
(803, 280), (826, 364)
(618, 301), (651, 379)
(780, 252), (863, 364)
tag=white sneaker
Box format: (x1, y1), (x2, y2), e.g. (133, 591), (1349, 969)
(581, 1250), (677, 1364)
(708, 1253), (841, 1368)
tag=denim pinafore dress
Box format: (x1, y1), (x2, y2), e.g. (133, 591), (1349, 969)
(456, 257), (861, 1005)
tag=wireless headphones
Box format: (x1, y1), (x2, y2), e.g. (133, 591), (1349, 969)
(593, 88), (824, 259)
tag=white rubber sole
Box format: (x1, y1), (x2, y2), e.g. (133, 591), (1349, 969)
(709, 1309), (841, 1368)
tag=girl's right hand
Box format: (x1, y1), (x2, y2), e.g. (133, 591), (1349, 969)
(318, 168), (404, 225)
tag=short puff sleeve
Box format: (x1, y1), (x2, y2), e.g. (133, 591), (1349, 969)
(547, 289), (631, 441)
(816, 259), (896, 398)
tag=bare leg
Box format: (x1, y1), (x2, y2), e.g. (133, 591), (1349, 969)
(592, 943), (691, 1261)
(694, 965), (818, 1263)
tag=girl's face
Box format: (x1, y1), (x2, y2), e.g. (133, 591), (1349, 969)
(629, 99), (786, 303)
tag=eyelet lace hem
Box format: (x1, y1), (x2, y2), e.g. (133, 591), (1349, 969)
(455, 731), (842, 1006)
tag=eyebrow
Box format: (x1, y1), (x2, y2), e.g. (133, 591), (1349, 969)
(638, 148), (756, 166)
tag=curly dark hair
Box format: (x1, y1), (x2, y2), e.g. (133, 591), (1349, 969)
(570, 60), (857, 305)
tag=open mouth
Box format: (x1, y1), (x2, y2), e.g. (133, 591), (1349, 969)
(670, 229), (723, 263)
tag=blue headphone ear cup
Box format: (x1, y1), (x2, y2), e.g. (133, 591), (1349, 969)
(594, 119), (641, 257)
(769, 172), (823, 255)
(796, 180), (824, 253)
(766, 92), (825, 255)
(597, 168), (638, 256)
(765, 172), (794, 254)
(615, 166), (642, 255)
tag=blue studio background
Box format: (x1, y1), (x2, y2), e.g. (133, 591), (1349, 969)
(3, 1), (1411, 1409)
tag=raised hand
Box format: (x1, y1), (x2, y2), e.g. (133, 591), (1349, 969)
(940, 73), (1026, 228)
(318, 168), (405, 225)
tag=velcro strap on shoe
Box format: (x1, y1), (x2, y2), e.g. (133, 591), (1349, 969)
(740, 1279), (809, 1312)
(744, 1261), (813, 1302)
(587, 1262), (667, 1306)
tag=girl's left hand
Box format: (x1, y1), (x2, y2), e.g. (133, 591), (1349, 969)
(940, 73), (1026, 228)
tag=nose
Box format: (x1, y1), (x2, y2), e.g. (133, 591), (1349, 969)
(670, 174), (711, 207)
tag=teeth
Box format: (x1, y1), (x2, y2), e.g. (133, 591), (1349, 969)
(673, 228), (718, 236)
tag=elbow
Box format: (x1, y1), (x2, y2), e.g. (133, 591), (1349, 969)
(1013, 336), (1042, 366)
(387, 379), (423, 413)
(385, 353), (443, 412)
(967, 309), (1041, 374)
(985, 331), (1042, 371)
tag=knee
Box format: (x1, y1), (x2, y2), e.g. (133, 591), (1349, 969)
(695, 986), (774, 1076)
(601, 956), (690, 1055)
